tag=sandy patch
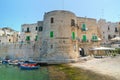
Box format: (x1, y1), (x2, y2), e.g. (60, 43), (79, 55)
(70, 56), (120, 80)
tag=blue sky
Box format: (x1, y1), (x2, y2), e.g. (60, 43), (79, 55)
(0, 0), (120, 31)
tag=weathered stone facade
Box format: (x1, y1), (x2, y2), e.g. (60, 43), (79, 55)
(77, 17), (100, 55)
(36, 10), (101, 63)
(39, 11), (79, 62)
(20, 10), (103, 63)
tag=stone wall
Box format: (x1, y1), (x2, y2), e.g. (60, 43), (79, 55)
(0, 43), (39, 60)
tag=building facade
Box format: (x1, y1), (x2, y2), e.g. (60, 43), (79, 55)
(98, 19), (120, 44)
(21, 23), (38, 43)
(0, 27), (19, 44)
(21, 10), (120, 63)
(36, 10), (101, 63)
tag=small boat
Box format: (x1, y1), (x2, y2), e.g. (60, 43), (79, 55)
(20, 61), (39, 70)
(2, 60), (8, 64)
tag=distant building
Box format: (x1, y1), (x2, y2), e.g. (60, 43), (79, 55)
(21, 23), (38, 43)
(0, 27), (19, 43)
(98, 19), (120, 44)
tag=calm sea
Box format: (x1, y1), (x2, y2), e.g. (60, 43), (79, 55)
(0, 64), (49, 80)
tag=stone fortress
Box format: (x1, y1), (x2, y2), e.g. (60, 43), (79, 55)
(35, 10), (101, 63)
(0, 10), (119, 63)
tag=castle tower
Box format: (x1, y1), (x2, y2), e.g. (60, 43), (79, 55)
(39, 10), (80, 63)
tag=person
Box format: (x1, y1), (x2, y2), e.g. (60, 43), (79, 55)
(79, 47), (85, 57)
(79, 47), (82, 56)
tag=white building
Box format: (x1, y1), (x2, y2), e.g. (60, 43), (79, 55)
(0, 27), (19, 43)
(21, 23), (38, 43)
(98, 19), (120, 44)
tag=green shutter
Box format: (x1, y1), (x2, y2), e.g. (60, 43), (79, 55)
(26, 36), (30, 41)
(92, 35), (95, 40)
(95, 36), (98, 41)
(50, 31), (54, 38)
(35, 35), (38, 41)
(82, 35), (87, 42)
(82, 24), (86, 31)
(72, 32), (75, 40)
(92, 35), (98, 41)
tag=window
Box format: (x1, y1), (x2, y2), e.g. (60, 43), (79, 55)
(51, 45), (53, 49)
(35, 35), (38, 41)
(36, 27), (38, 31)
(108, 26), (110, 30)
(71, 19), (75, 26)
(81, 23), (86, 31)
(50, 31), (54, 38)
(26, 36), (30, 41)
(22, 28), (24, 32)
(82, 35), (87, 42)
(92, 35), (98, 42)
(108, 35), (111, 39)
(39, 26), (43, 31)
(9, 39), (11, 42)
(51, 17), (54, 23)
(113, 35), (116, 38)
(72, 32), (75, 40)
(26, 27), (30, 32)
(115, 27), (118, 32)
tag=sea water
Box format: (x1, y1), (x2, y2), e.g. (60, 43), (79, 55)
(0, 64), (49, 80)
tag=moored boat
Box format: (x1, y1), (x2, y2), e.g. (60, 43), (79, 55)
(20, 61), (39, 70)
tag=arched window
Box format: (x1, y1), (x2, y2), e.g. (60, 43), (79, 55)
(71, 19), (75, 26)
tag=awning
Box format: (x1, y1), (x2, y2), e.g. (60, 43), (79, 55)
(89, 47), (115, 51)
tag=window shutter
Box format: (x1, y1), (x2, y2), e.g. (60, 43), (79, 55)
(82, 35), (87, 42)
(82, 23), (86, 31)
(72, 32), (75, 40)
(35, 35), (38, 41)
(26, 36), (30, 41)
(50, 31), (54, 38)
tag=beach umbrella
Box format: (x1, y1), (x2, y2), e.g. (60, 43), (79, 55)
(111, 36), (120, 41)
(98, 37), (102, 41)
(90, 47), (115, 51)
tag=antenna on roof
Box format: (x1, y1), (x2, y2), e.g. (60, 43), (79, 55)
(101, 9), (104, 19)
(62, 0), (64, 9)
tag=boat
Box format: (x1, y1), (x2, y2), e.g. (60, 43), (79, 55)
(20, 61), (39, 70)
(2, 60), (8, 64)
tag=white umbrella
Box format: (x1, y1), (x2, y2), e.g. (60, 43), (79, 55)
(90, 47), (115, 51)
(98, 37), (102, 41)
(111, 36), (120, 41)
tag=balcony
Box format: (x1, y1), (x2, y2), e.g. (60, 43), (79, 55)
(25, 31), (31, 33)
